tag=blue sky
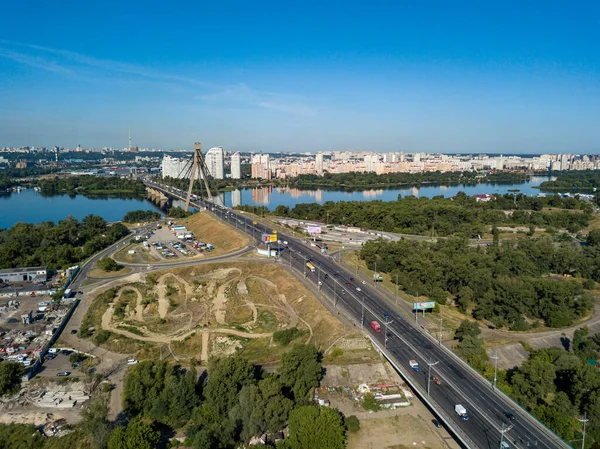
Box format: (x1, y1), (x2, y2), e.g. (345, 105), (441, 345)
(1, 1), (599, 153)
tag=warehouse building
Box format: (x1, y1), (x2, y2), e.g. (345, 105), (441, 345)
(0, 266), (48, 283)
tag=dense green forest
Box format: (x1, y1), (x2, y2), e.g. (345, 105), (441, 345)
(540, 171), (600, 191)
(268, 192), (592, 236)
(38, 176), (146, 196)
(360, 236), (599, 329)
(290, 170), (529, 189)
(122, 210), (161, 223)
(0, 346), (353, 449)
(0, 167), (54, 190)
(0, 215), (129, 270)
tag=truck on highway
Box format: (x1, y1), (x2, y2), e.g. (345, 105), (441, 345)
(455, 404), (469, 420)
(409, 360), (420, 371)
(306, 262), (316, 272)
(370, 321), (381, 332)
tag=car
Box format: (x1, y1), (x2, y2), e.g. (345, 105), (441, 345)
(432, 375), (441, 385)
(127, 359), (139, 365)
(283, 241), (288, 245)
(48, 348), (59, 354)
(503, 410), (515, 421)
(61, 350), (72, 356)
(362, 280), (366, 284)
(318, 281), (323, 286)
(57, 371), (70, 377)
(356, 287), (362, 292)
(432, 419), (442, 428)
(72, 362), (80, 367)
(70, 329), (78, 335)
(46, 353), (57, 360)
(324, 274), (329, 279)
(345, 282), (351, 286)
(350, 277), (355, 281)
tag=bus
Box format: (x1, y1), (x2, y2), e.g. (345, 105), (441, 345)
(306, 262), (316, 272)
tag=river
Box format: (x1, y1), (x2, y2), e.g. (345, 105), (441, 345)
(207, 175), (554, 209)
(2, 176), (553, 228)
(0, 189), (160, 229)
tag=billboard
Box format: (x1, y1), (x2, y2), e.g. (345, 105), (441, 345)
(413, 301), (435, 310)
(307, 226), (322, 234)
(262, 234), (278, 243)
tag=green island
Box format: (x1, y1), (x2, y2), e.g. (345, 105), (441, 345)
(539, 170), (600, 191)
(38, 176), (147, 197)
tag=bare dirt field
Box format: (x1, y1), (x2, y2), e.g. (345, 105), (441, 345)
(82, 261), (350, 364)
(177, 212), (250, 257)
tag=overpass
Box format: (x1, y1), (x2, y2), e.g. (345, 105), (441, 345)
(145, 180), (571, 449)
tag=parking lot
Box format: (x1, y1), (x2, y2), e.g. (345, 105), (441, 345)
(36, 349), (81, 378)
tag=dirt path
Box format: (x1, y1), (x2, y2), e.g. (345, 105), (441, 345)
(155, 272), (195, 318)
(115, 286), (144, 322)
(201, 332), (209, 362)
(213, 281), (230, 325)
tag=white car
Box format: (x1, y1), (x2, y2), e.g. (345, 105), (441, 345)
(48, 348), (59, 354)
(127, 359), (139, 365)
(283, 241), (288, 245)
(356, 287), (362, 292)
(318, 281), (323, 286)
(362, 281), (366, 285)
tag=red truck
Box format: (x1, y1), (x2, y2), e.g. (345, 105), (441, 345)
(370, 321), (381, 332)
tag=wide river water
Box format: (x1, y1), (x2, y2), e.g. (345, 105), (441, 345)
(2, 176), (554, 228)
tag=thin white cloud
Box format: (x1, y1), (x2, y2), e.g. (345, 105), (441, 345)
(0, 40), (317, 116)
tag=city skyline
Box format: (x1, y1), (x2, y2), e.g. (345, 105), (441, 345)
(1, 2), (599, 153)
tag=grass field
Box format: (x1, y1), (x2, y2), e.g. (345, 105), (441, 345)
(88, 266), (133, 278)
(179, 212), (250, 257)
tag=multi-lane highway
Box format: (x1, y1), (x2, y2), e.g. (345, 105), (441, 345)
(146, 181), (570, 449)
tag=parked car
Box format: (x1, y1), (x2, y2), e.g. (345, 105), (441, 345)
(61, 350), (72, 356)
(48, 348), (59, 354)
(70, 329), (78, 335)
(57, 371), (70, 377)
(432, 419), (442, 428)
(127, 359), (139, 365)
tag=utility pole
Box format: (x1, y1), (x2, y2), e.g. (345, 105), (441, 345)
(333, 280), (337, 307)
(355, 253), (358, 274)
(426, 359), (439, 398)
(395, 273), (398, 304)
(576, 413), (588, 449)
(491, 350), (499, 390)
(360, 294), (365, 329)
(317, 268), (321, 291)
(384, 314), (393, 349)
(438, 316), (444, 345)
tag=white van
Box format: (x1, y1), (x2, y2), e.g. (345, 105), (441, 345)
(48, 348), (59, 354)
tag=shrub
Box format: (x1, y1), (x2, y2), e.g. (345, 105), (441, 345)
(330, 347), (343, 358)
(93, 329), (112, 345)
(345, 415), (360, 433)
(273, 327), (305, 346)
(362, 393), (380, 412)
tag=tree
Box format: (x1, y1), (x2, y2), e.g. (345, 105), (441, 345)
(80, 394), (111, 449)
(278, 344), (323, 400)
(587, 229), (600, 247)
(456, 336), (488, 371)
(510, 358), (556, 408)
(0, 424), (45, 449)
(0, 362), (24, 396)
(286, 406), (345, 449)
(236, 374), (294, 441)
(107, 417), (160, 449)
(97, 257), (118, 272)
(454, 320), (481, 341)
(203, 355), (255, 418)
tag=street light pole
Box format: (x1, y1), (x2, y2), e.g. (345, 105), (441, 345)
(395, 273), (398, 304)
(576, 413), (589, 449)
(360, 294), (365, 329)
(438, 316), (444, 345)
(384, 314), (393, 349)
(491, 350), (499, 390)
(426, 359), (439, 398)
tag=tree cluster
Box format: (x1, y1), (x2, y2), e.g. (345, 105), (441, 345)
(0, 215), (129, 270)
(497, 331), (600, 445)
(38, 176), (146, 197)
(166, 206), (192, 219)
(290, 170), (528, 189)
(271, 192), (591, 237)
(361, 237), (596, 329)
(122, 210), (161, 223)
(540, 170), (600, 191)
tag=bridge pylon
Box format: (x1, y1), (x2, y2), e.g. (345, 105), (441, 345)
(185, 142), (214, 211)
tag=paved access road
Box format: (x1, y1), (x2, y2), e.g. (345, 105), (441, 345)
(146, 181), (569, 449)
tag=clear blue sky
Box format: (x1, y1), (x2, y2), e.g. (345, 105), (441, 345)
(1, 1), (599, 153)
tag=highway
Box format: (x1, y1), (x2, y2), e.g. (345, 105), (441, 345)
(146, 181), (570, 449)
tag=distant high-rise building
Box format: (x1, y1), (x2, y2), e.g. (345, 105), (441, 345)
(231, 152), (242, 179)
(251, 154), (271, 179)
(315, 152), (324, 175)
(205, 147), (225, 179)
(413, 153), (421, 164)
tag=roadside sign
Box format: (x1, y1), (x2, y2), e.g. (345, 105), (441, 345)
(413, 301), (435, 310)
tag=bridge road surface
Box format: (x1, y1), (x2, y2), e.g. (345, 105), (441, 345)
(146, 182), (571, 449)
